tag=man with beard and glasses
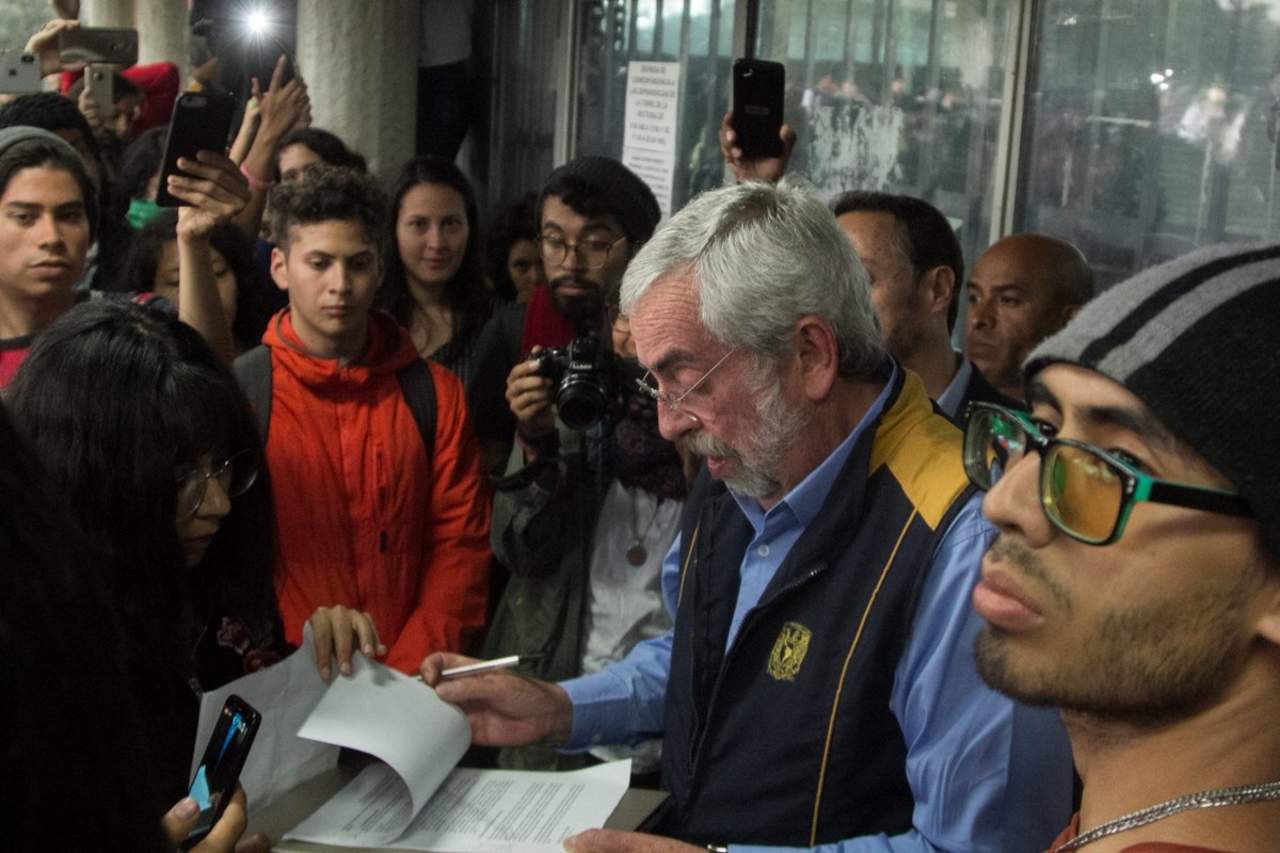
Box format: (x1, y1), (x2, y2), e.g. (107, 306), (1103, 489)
(476, 158), (690, 782)
(962, 243), (1280, 852)
(468, 157), (664, 470)
(424, 178), (1072, 852)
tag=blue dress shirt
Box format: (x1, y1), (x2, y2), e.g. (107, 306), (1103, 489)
(560, 370), (1073, 851)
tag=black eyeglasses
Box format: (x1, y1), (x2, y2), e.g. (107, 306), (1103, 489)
(962, 402), (1251, 545)
(175, 449), (259, 521)
(538, 233), (626, 270)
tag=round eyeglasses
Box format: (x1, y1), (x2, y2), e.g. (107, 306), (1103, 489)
(538, 233), (627, 270)
(175, 449), (259, 521)
(962, 402), (1251, 545)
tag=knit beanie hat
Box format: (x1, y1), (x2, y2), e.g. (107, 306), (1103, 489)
(539, 156), (661, 247)
(0, 124), (82, 162)
(1023, 241), (1280, 557)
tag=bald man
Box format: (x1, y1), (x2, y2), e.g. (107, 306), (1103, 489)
(964, 233), (1092, 401)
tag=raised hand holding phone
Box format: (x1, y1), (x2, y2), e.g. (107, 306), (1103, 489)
(156, 91), (237, 208)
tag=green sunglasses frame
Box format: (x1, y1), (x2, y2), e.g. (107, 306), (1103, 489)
(964, 402), (1252, 545)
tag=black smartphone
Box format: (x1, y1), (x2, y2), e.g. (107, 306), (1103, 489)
(182, 694), (261, 849)
(731, 58), (786, 159)
(155, 90), (236, 208)
(57, 27), (138, 67)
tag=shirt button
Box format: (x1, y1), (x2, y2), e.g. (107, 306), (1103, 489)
(757, 544), (770, 557)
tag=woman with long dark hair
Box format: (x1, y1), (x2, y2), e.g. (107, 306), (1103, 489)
(115, 208), (269, 353)
(377, 155), (494, 387)
(0, 399), (262, 852)
(5, 299), (380, 804)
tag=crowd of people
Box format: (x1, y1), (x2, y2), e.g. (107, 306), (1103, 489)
(2, 5), (1278, 853)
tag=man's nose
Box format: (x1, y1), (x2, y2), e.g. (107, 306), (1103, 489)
(656, 401), (697, 443)
(982, 451), (1052, 546)
(969, 298), (994, 330)
(36, 214), (65, 250)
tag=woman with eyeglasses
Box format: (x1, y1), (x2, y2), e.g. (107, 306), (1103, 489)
(378, 156), (497, 389)
(5, 298), (380, 808)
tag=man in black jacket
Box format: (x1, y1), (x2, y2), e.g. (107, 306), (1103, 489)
(832, 190), (1018, 420)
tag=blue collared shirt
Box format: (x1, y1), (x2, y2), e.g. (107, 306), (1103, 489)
(560, 369), (1073, 851)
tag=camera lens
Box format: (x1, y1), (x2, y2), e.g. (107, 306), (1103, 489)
(557, 375), (608, 431)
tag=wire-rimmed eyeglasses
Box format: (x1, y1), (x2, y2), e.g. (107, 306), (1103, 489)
(634, 348), (737, 422)
(175, 449), (259, 521)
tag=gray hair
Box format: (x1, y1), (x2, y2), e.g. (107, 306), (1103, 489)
(620, 177), (884, 379)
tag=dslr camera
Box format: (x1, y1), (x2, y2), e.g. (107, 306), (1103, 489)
(529, 334), (612, 431)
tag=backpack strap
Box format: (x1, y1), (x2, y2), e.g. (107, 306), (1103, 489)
(396, 358), (437, 465)
(233, 345), (273, 444)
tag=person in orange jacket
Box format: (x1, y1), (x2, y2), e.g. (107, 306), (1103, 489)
(238, 165), (491, 674)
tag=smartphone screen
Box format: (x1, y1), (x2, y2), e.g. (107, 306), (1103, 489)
(732, 58), (786, 159)
(185, 695), (261, 844)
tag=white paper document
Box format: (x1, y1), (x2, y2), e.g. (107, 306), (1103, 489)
(195, 633), (631, 851)
(287, 760), (632, 852)
(191, 623), (337, 812)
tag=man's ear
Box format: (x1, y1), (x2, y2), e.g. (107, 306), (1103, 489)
(270, 246), (289, 293)
(794, 314), (839, 402)
(1254, 562), (1280, 647)
(1060, 302), (1082, 326)
(921, 266), (956, 318)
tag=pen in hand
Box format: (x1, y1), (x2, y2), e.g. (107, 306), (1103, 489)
(435, 653), (545, 680)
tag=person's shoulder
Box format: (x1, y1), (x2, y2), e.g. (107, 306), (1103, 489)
(962, 362), (1021, 412)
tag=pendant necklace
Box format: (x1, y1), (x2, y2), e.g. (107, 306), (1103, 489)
(626, 489), (662, 566)
(1053, 778), (1280, 851)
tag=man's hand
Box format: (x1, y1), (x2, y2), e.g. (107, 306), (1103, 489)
(76, 83), (103, 131)
(506, 350), (556, 439)
(255, 55), (310, 145)
(563, 830), (702, 852)
(170, 151), (252, 241)
(25, 18), (79, 77)
(421, 652), (573, 747)
(719, 111), (796, 184)
(308, 605), (386, 680)
(159, 787), (271, 853)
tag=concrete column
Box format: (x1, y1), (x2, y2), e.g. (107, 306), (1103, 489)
(80, 0), (187, 79)
(296, 0), (419, 176)
(80, 0), (134, 28)
(134, 0), (189, 78)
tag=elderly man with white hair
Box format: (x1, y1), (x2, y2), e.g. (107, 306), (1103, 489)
(423, 178), (1072, 853)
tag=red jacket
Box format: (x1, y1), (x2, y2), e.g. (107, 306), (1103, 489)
(263, 309), (491, 673)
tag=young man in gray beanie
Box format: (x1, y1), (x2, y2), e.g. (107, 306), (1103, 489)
(962, 241), (1280, 850)
(0, 124), (249, 384)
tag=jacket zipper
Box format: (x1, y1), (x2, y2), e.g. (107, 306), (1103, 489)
(688, 563), (829, 784)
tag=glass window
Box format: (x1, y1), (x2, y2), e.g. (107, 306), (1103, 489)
(1015, 0), (1280, 286)
(486, 1), (569, 210)
(753, 0), (1020, 271)
(575, 0), (737, 212)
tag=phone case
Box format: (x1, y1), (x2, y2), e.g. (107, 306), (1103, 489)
(732, 58), (786, 159)
(156, 91), (237, 208)
(58, 28), (138, 67)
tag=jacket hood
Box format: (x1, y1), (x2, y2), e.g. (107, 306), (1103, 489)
(262, 308), (419, 391)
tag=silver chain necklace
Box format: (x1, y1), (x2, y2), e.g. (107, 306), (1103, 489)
(1053, 778), (1280, 851)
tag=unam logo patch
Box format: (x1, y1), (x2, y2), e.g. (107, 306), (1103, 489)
(767, 621), (812, 682)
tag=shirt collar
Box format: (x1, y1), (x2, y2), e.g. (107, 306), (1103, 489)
(935, 352), (971, 419)
(731, 363), (899, 531)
